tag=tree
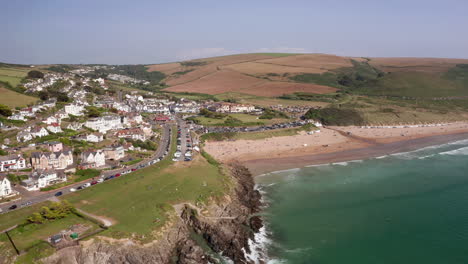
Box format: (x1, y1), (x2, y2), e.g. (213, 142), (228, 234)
(57, 93), (70, 102)
(86, 106), (102, 118)
(0, 104), (12, 117)
(27, 212), (45, 224)
(38, 91), (49, 101)
(27, 70), (44, 79)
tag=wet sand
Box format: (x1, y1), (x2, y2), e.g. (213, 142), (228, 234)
(242, 131), (468, 175)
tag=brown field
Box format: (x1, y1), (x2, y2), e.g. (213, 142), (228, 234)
(157, 54), (277, 86)
(255, 54), (355, 71)
(237, 81), (337, 97)
(146, 62), (181, 74)
(165, 69), (266, 94)
(223, 61), (326, 75)
(369, 57), (468, 73)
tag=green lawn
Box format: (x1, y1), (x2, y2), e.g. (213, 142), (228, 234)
(3, 214), (99, 251)
(0, 67), (29, 78)
(195, 113), (281, 127)
(0, 75), (23, 87)
(62, 126), (229, 240)
(0, 202), (53, 231)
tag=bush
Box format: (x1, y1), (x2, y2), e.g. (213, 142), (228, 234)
(27, 201), (75, 224)
(200, 108), (226, 119)
(27, 70), (44, 79)
(259, 108), (289, 119)
(0, 104), (12, 117)
(304, 107), (365, 126)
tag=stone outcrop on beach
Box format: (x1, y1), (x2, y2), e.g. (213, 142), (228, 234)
(41, 162), (263, 264)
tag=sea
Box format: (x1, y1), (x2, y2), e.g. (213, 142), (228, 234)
(251, 139), (468, 264)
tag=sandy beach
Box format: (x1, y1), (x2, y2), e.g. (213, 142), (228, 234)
(203, 122), (468, 175)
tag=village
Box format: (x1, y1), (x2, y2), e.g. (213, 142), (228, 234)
(0, 67), (318, 210)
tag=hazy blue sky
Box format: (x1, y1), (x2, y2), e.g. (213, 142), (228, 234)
(2, 0), (467, 64)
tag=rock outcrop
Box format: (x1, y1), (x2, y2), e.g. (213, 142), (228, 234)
(42, 162), (263, 264)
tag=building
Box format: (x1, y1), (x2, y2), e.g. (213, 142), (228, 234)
(122, 112), (143, 125)
(31, 151), (74, 170)
(16, 131), (33, 142)
(154, 115), (171, 123)
(21, 170), (67, 191)
(115, 128), (146, 141)
(67, 122), (83, 131)
(64, 104), (85, 116)
(47, 123), (63, 134)
(0, 175), (13, 197)
(81, 150), (106, 168)
(30, 126), (49, 138)
(46, 141), (63, 152)
(86, 132), (104, 143)
(209, 102), (255, 113)
(0, 154), (27, 172)
(103, 145), (125, 160)
(43, 116), (60, 125)
(84, 115), (122, 133)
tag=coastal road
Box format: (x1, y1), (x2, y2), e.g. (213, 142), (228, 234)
(0, 125), (172, 214)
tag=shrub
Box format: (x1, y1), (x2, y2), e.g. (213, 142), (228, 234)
(304, 107), (365, 126)
(0, 104), (12, 117)
(27, 70), (44, 79)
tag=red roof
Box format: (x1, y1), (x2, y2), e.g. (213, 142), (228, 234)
(154, 115), (170, 121)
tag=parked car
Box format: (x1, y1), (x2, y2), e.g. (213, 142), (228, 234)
(115, 173), (121, 177)
(83, 183), (91, 188)
(70, 188), (77, 192)
(97, 179), (104, 183)
(77, 186), (85, 190)
(55, 191), (63, 197)
(91, 181), (98, 185)
(131, 168), (137, 171)
(9, 205), (17, 210)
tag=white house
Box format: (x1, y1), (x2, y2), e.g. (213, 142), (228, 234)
(84, 115), (122, 133)
(85, 133), (104, 143)
(0, 154), (27, 172)
(115, 128), (146, 141)
(43, 116), (60, 125)
(0, 175), (13, 197)
(8, 113), (26, 121)
(21, 170), (67, 191)
(47, 123), (63, 134)
(67, 122), (83, 131)
(81, 150), (106, 168)
(30, 126), (49, 138)
(64, 104), (85, 116)
(103, 145), (125, 160)
(17, 131), (33, 142)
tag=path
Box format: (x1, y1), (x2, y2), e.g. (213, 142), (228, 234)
(76, 208), (114, 227)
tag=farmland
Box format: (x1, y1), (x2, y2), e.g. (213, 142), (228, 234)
(0, 85), (37, 108)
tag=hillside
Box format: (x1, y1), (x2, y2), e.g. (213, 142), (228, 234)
(151, 53), (468, 100)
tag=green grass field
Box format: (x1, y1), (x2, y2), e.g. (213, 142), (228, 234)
(62, 127), (230, 240)
(3, 214), (99, 251)
(194, 113), (280, 127)
(353, 71), (468, 98)
(0, 67), (28, 87)
(0, 86), (37, 108)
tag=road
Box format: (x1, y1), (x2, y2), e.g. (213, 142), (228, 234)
(0, 125), (172, 214)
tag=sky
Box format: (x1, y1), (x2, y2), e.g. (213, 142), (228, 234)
(2, 0), (468, 64)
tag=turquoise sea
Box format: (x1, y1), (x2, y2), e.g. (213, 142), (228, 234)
(256, 139), (468, 264)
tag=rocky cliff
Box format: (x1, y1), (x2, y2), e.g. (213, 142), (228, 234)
(42, 162), (263, 264)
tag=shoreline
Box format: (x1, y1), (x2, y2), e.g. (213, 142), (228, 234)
(242, 131), (468, 176)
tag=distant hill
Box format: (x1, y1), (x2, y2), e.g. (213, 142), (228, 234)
(147, 53), (468, 99)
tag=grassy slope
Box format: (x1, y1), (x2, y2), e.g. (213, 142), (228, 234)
(194, 113), (282, 126)
(0, 85), (37, 108)
(65, 128), (229, 239)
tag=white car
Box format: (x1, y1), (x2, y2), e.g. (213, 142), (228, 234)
(70, 188), (77, 192)
(172, 158), (179, 162)
(83, 183), (91, 188)
(97, 179), (104, 183)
